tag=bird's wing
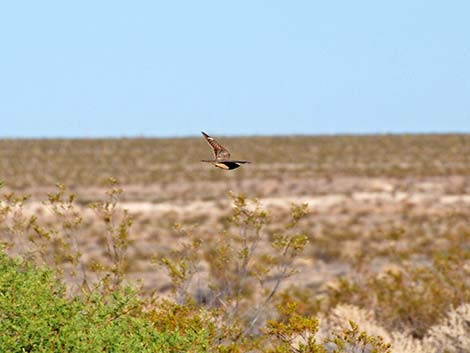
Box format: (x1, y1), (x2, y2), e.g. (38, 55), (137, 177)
(201, 131), (231, 160)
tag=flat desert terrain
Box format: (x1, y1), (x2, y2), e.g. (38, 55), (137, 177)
(0, 134), (469, 350)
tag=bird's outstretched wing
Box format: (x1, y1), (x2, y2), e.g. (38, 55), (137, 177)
(201, 131), (231, 160)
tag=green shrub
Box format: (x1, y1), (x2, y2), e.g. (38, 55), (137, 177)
(0, 249), (212, 352)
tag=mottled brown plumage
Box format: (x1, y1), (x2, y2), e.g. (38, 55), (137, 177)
(201, 132), (251, 170)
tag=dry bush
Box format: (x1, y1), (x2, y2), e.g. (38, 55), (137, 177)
(157, 193), (311, 341)
(426, 303), (470, 353)
(326, 216), (470, 339)
(319, 304), (391, 342)
(388, 303), (470, 353)
(390, 333), (435, 353)
(265, 302), (392, 353)
(0, 179), (134, 294)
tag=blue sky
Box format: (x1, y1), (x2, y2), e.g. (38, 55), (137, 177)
(1, 1), (469, 137)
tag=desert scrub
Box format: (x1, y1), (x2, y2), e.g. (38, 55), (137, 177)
(328, 244), (470, 338)
(1, 179), (469, 351)
(0, 135), (468, 190)
(264, 302), (392, 353)
(0, 179), (135, 294)
(157, 193), (310, 343)
(0, 245), (395, 353)
(89, 177), (134, 290)
(0, 248), (213, 353)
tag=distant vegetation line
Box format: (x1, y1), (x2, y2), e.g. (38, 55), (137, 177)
(0, 134), (468, 189)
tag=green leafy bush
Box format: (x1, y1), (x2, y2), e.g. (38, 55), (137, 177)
(0, 249), (212, 352)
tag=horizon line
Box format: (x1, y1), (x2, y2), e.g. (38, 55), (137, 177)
(0, 131), (469, 140)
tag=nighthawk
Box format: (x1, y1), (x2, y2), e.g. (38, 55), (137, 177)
(200, 131), (251, 170)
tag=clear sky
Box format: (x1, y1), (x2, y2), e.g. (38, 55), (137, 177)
(1, 1), (469, 137)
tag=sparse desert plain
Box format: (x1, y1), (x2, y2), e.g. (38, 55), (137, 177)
(1, 134), (469, 352)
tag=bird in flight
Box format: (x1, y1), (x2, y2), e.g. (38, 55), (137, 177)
(201, 131), (251, 170)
